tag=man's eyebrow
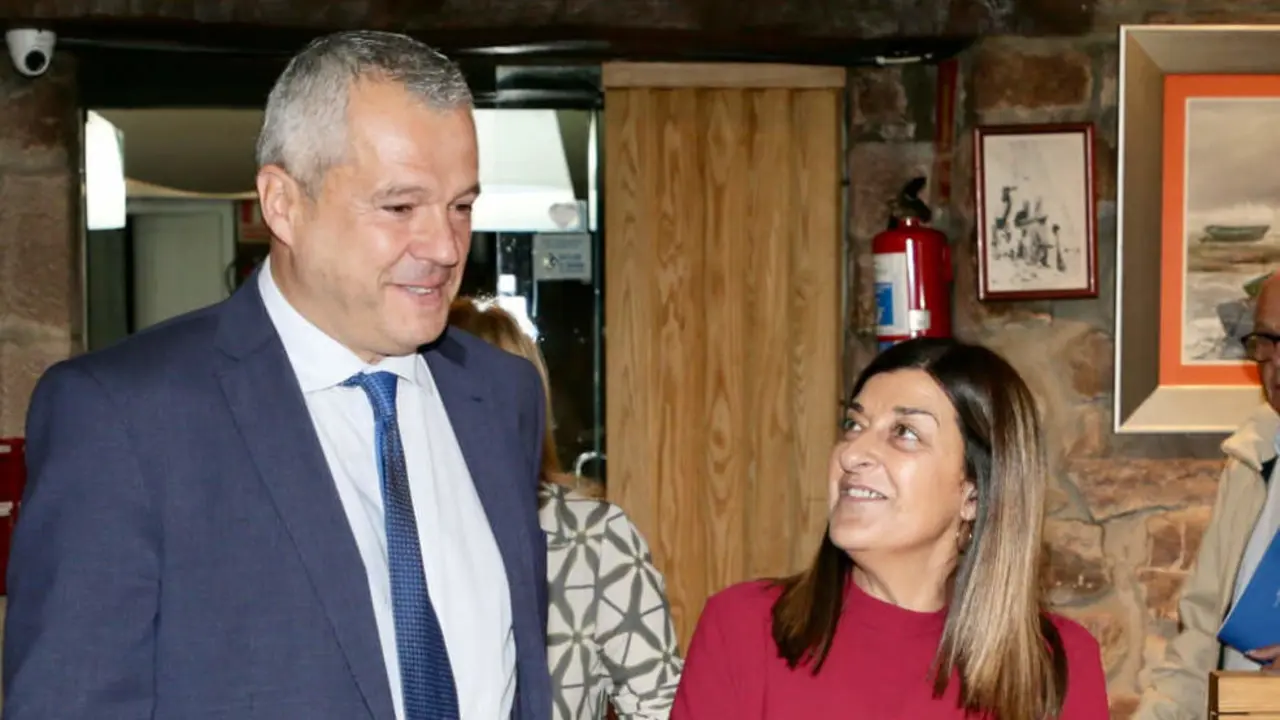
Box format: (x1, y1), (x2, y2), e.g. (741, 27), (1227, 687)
(371, 183), (482, 204)
(372, 183), (426, 201)
(453, 183), (481, 201)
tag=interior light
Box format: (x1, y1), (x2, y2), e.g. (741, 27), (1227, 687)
(473, 109), (578, 232)
(84, 111), (127, 231)
(587, 112), (598, 232)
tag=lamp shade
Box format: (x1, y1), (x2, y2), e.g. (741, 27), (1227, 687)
(473, 109), (578, 232)
(84, 111), (127, 231)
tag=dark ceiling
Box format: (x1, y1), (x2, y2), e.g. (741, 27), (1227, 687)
(0, 0), (1013, 66)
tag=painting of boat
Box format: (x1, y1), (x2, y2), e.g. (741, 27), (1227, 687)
(1200, 224), (1271, 243)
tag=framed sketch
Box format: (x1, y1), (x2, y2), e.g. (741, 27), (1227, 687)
(974, 123), (1098, 301)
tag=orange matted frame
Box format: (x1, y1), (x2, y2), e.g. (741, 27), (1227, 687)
(1159, 74), (1270, 389)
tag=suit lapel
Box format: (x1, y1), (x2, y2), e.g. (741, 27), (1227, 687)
(213, 279), (396, 720)
(424, 338), (540, 640)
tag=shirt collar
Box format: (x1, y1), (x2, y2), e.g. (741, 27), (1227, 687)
(257, 257), (428, 393)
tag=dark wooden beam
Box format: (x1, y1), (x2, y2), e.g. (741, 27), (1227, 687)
(0, 0), (1040, 62)
(65, 22), (974, 109)
(74, 45), (609, 110)
(51, 18), (973, 112)
(0, 0), (1007, 38)
(46, 20), (972, 66)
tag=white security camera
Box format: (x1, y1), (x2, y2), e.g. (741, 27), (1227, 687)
(5, 29), (56, 78)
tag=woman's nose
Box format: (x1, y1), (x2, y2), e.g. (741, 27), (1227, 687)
(837, 433), (877, 471)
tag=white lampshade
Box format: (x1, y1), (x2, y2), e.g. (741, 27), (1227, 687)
(84, 111), (127, 231)
(473, 109), (578, 232)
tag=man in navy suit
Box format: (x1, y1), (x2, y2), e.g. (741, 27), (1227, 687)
(2, 30), (552, 720)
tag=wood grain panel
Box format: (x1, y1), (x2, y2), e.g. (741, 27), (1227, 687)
(746, 88), (795, 581)
(652, 88), (707, 637)
(604, 88), (657, 543)
(1210, 671), (1280, 716)
(603, 62), (846, 89)
(789, 88), (842, 566)
(701, 88), (749, 596)
(605, 68), (844, 649)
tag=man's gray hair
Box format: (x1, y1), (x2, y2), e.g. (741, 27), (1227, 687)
(256, 30), (473, 193)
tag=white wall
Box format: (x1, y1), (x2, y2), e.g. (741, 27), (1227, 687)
(128, 199), (237, 330)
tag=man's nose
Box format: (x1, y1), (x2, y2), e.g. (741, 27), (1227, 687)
(408, 208), (462, 267)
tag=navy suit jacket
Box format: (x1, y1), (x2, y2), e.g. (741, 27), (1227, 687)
(2, 277), (552, 720)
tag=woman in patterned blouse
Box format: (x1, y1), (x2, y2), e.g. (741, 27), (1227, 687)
(449, 297), (684, 720)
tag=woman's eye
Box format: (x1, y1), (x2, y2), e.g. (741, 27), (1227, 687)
(840, 417), (861, 433)
(893, 424), (919, 442)
(383, 204), (413, 215)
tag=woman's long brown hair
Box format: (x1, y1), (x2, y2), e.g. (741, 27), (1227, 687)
(447, 296), (562, 488)
(771, 337), (1068, 719)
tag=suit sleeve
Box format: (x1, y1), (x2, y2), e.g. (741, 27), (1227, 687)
(518, 358), (550, 633)
(1133, 461), (1239, 720)
(2, 363), (160, 720)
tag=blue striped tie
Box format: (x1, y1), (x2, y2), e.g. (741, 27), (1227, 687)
(344, 371), (460, 720)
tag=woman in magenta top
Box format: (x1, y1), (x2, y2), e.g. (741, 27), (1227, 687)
(672, 338), (1110, 719)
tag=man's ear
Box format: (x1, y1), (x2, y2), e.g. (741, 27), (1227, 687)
(256, 165), (304, 248)
(960, 482), (978, 523)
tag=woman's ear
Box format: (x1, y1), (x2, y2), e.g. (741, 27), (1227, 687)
(959, 482), (978, 523)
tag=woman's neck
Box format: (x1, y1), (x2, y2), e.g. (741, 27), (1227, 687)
(851, 557), (952, 613)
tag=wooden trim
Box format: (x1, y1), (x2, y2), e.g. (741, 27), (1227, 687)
(1210, 671), (1280, 715)
(602, 62), (845, 89)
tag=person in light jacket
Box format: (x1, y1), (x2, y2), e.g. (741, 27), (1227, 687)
(1135, 271), (1280, 719)
(450, 296), (684, 720)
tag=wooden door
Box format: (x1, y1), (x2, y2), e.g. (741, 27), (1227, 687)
(603, 63), (844, 648)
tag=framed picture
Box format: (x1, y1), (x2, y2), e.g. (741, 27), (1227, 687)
(1159, 74), (1280, 384)
(973, 123), (1098, 301)
(1114, 24), (1280, 434)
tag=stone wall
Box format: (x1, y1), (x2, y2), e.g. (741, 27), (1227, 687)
(845, 40), (1231, 718)
(0, 56), (80, 438)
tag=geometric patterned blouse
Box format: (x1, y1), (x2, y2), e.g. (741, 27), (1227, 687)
(538, 482), (685, 720)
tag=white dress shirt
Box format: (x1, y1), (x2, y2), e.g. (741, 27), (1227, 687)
(1223, 438), (1280, 670)
(259, 260), (515, 719)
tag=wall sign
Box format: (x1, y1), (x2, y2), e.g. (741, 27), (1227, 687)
(533, 232), (593, 282)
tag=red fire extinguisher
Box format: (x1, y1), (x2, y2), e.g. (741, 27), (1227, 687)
(873, 177), (952, 350)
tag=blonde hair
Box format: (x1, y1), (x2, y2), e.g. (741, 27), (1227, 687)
(772, 337), (1066, 719)
(447, 296), (562, 486)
